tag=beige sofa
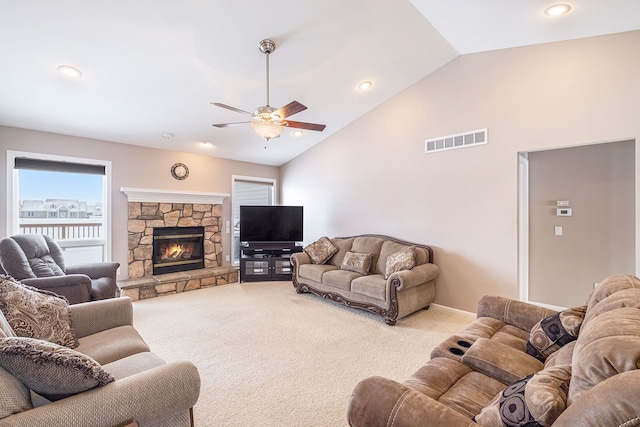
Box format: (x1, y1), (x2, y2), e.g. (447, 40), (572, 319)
(0, 293), (200, 426)
(348, 274), (640, 426)
(292, 235), (439, 325)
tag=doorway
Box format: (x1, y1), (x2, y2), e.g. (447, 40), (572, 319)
(519, 140), (636, 308)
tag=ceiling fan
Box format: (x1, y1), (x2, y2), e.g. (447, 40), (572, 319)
(211, 39), (326, 141)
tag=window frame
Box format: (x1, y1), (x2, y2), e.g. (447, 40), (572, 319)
(231, 175), (277, 266)
(6, 150), (114, 262)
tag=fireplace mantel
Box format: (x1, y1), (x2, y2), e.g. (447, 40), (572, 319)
(121, 187), (229, 204)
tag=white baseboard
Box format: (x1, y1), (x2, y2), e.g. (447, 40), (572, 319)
(431, 303), (476, 319)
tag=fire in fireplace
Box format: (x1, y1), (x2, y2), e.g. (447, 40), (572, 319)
(152, 226), (205, 275)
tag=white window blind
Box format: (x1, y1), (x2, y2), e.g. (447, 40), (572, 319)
(232, 179), (275, 264)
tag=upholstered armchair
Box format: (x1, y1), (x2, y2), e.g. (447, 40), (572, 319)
(0, 235), (119, 304)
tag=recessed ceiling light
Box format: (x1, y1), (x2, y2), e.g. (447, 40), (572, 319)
(57, 65), (83, 79)
(291, 130), (304, 138)
(544, 4), (571, 16)
(358, 81), (373, 91)
(202, 141), (214, 147)
(161, 132), (173, 140)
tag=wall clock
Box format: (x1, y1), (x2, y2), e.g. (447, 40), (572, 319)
(170, 163), (189, 180)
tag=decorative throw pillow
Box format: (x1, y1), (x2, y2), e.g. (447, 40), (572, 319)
(474, 365), (572, 427)
(0, 337), (114, 401)
(304, 237), (338, 265)
(384, 246), (416, 279)
(340, 251), (372, 275)
(526, 305), (586, 362)
(0, 276), (78, 348)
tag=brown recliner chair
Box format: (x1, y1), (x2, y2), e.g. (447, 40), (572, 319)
(0, 234), (119, 304)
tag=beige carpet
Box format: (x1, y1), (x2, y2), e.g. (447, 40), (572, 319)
(132, 281), (473, 427)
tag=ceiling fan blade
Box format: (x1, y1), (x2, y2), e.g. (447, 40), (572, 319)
(212, 121), (252, 128)
(283, 120), (326, 132)
(211, 103), (252, 116)
(274, 101), (307, 119)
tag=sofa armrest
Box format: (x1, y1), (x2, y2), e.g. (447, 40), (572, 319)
(0, 361), (200, 427)
(461, 338), (543, 384)
(70, 297), (134, 338)
(21, 274), (91, 289)
(291, 252), (311, 266)
(21, 275), (92, 305)
(66, 262), (120, 280)
(476, 295), (557, 332)
(390, 263), (439, 291)
(348, 376), (478, 427)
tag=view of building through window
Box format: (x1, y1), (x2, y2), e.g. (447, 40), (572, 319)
(18, 169), (106, 263)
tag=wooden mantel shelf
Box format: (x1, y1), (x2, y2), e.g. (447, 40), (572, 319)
(121, 187), (229, 204)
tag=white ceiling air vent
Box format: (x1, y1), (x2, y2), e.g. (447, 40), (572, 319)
(425, 128), (488, 154)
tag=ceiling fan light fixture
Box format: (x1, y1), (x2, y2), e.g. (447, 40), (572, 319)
(251, 121), (283, 141)
(544, 4), (571, 16)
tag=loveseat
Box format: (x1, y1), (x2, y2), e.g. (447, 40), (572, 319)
(291, 235), (439, 325)
(348, 274), (640, 426)
(0, 276), (200, 426)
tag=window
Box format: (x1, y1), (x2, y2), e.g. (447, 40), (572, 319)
(7, 151), (112, 264)
(231, 176), (276, 265)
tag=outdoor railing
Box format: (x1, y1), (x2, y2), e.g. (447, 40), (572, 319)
(18, 223), (103, 240)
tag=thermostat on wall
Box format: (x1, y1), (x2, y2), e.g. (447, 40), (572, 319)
(557, 208), (572, 217)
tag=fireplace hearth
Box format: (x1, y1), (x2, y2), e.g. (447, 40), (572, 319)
(153, 226), (205, 275)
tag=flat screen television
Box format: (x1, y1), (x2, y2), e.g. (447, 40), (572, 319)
(240, 205), (303, 243)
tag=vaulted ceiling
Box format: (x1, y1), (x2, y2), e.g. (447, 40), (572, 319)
(1, 1), (639, 166)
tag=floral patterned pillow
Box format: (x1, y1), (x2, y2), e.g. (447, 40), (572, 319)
(384, 246), (416, 279)
(0, 276), (78, 348)
(340, 252), (372, 275)
(304, 237), (338, 264)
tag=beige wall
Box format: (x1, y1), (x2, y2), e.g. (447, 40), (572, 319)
(0, 126), (280, 279)
(528, 141), (635, 308)
(280, 30), (640, 312)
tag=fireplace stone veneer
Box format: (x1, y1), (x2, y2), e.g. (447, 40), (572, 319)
(127, 202), (222, 279)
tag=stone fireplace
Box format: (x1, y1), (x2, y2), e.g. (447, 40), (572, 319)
(152, 226), (205, 275)
(127, 201), (221, 279)
(118, 188), (238, 300)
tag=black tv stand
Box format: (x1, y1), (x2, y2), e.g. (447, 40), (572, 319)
(240, 242), (303, 283)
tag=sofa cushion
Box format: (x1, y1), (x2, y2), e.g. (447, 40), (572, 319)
(0, 337), (114, 401)
(102, 351), (165, 380)
(341, 251), (373, 275)
(327, 237), (355, 267)
(474, 365), (571, 427)
(526, 305), (586, 362)
(298, 263), (338, 283)
(75, 325), (150, 365)
(304, 237), (338, 265)
(585, 274), (640, 315)
(384, 246), (416, 279)
(322, 269), (362, 291)
(352, 275), (387, 301)
(569, 307), (640, 404)
(351, 237), (385, 274)
(0, 365), (33, 418)
(0, 276), (78, 348)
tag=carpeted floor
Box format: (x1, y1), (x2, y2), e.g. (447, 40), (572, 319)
(132, 281), (473, 427)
